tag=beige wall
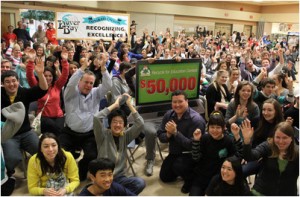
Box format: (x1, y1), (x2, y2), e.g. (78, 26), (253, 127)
(232, 24), (244, 33)
(130, 12), (174, 36)
(1, 1), (298, 38)
(263, 22), (273, 36)
(261, 13), (299, 23)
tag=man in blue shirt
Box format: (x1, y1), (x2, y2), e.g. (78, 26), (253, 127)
(59, 57), (112, 181)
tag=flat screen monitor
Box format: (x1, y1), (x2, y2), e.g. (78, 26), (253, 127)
(135, 59), (202, 106)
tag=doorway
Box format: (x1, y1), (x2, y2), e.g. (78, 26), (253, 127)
(1, 12), (15, 34)
(243, 25), (252, 39)
(215, 23), (232, 39)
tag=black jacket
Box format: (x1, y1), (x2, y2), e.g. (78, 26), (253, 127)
(243, 142), (299, 196)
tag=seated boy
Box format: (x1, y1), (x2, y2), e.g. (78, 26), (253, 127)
(93, 93), (145, 194)
(79, 158), (135, 196)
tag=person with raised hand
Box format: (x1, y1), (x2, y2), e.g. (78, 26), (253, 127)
(59, 52), (112, 181)
(241, 120), (299, 196)
(1, 55), (48, 179)
(253, 66), (294, 111)
(189, 111), (242, 196)
(93, 93), (145, 195)
(26, 49), (69, 137)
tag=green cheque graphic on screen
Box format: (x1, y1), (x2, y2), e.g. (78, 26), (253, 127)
(137, 61), (200, 105)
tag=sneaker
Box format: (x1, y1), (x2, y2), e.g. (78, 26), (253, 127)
(145, 160), (154, 176)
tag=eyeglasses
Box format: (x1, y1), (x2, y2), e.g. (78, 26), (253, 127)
(112, 120), (124, 125)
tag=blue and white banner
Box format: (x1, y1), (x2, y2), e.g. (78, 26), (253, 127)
(56, 12), (129, 40)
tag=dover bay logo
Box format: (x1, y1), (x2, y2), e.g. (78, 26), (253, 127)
(58, 14), (80, 34)
(83, 16), (127, 25)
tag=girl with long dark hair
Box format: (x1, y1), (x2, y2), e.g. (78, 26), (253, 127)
(27, 133), (79, 196)
(26, 49), (69, 136)
(225, 81), (260, 129)
(206, 156), (250, 196)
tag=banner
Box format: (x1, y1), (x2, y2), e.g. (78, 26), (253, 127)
(56, 12), (129, 40)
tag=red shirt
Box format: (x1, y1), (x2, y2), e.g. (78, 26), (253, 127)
(2, 32), (17, 46)
(46, 28), (58, 45)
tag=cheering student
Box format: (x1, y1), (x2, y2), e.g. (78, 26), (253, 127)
(189, 111), (242, 196)
(241, 120), (299, 196)
(93, 93), (145, 195)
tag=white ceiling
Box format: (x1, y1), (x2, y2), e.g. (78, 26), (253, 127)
(147, 0), (298, 6)
(239, 0), (298, 5)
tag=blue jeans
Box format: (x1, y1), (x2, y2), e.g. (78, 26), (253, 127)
(1, 131), (39, 175)
(114, 175), (146, 195)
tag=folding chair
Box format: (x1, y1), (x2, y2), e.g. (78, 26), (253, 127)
(126, 138), (164, 176)
(126, 140), (137, 176)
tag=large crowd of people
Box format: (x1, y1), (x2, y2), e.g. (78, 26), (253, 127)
(1, 19), (299, 196)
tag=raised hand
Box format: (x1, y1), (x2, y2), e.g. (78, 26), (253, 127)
(28, 49), (37, 61)
(285, 116), (294, 125)
(79, 57), (92, 70)
(93, 58), (100, 67)
(285, 76), (293, 90)
(240, 119), (254, 144)
(231, 123), (240, 138)
(260, 67), (267, 78)
(9, 39), (15, 46)
(99, 55), (106, 71)
(124, 93), (132, 106)
(193, 128), (202, 141)
(35, 58), (45, 74)
(61, 50), (68, 60)
(53, 60), (60, 69)
(114, 95), (121, 108)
